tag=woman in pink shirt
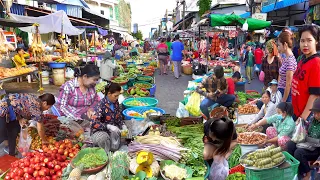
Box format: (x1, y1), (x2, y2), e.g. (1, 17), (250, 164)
(157, 38), (169, 75)
(55, 64), (100, 119)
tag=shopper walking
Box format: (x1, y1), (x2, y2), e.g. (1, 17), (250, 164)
(243, 46), (255, 84)
(156, 38), (169, 75)
(254, 44), (264, 77)
(277, 29), (297, 102)
(171, 35), (184, 79)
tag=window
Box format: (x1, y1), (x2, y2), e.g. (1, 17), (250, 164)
(101, 10), (104, 15)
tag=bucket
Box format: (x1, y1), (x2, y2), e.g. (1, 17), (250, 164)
(52, 68), (65, 86)
(182, 65), (193, 75)
(240, 144), (259, 156)
(42, 71), (50, 85)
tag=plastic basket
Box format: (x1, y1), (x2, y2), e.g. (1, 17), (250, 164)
(133, 81), (153, 90)
(123, 107), (165, 120)
(245, 151), (300, 180)
(136, 75), (153, 83)
(122, 97), (158, 109)
(48, 62), (66, 69)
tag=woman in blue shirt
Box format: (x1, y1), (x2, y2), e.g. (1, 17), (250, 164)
(171, 35), (184, 79)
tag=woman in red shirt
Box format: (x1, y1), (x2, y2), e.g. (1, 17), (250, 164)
(292, 25), (320, 122)
(156, 38), (169, 75)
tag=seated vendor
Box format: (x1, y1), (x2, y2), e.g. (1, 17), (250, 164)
(251, 79), (282, 109)
(287, 98), (320, 180)
(197, 66), (235, 119)
(0, 93), (55, 156)
(203, 117), (237, 165)
(55, 64), (100, 119)
(13, 48), (29, 68)
(88, 83), (127, 152)
(129, 44), (140, 57)
(227, 72), (241, 102)
(247, 91), (277, 132)
(249, 102), (295, 150)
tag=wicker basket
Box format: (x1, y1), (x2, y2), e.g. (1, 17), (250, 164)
(182, 65), (193, 75)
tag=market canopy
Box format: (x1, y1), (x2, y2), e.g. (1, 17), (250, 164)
(0, 18), (33, 27)
(9, 10), (85, 35)
(209, 14), (271, 31)
(76, 26), (108, 36)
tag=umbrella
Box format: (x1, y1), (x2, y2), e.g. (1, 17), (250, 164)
(209, 14), (271, 31)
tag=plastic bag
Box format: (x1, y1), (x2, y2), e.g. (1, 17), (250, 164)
(65, 67), (74, 79)
(259, 71), (265, 82)
(176, 102), (189, 118)
(18, 127), (32, 155)
(255, 65), (260, 72)
(292, 119), (306, 143)
(185, 92), (201, 116)
(209, 156), (229, 180)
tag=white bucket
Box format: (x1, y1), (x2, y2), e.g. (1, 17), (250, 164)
(42, 71), (50, 85)
(52, 68), (65, 86)
(240, 144), (259, 156)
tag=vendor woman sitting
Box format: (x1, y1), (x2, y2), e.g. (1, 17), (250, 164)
(13, 48), (29, 68)
(88, 83), (127, 152)
(249, 102), (295, 150)
(0, 93), (55, 156)
(55, 64), (100, 119)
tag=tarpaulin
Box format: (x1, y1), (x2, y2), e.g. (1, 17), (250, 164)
(9, 10), (84, 35)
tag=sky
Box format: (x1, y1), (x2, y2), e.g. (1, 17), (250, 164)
(126, 0), (177, 39)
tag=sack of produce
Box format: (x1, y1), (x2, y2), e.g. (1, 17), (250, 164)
(292, 119), (306, 143)
(17, 127), (32, 156)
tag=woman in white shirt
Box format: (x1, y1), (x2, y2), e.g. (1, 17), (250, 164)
(251, 79), (282, 109)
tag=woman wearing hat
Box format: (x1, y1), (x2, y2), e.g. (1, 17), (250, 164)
(251, 79), (283, 108)
(286, 97), (320, 180)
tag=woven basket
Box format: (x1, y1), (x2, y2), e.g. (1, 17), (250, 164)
(182, 65), (193, 75)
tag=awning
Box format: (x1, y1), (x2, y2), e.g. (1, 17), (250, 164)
(76, 26), (108, 36)
(210, 14), (271, 31)
(82, 8), (109, 28)
(0, 18), (32, 27)
(38, 0), (89, 8)
(10, 10), (85, 35)
(239, 0), (306, 18)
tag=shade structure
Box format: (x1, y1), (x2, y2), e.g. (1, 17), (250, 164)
(0, 18), (33, 27)
(209, 14), (271, 31)
(9, 10), (85, 35)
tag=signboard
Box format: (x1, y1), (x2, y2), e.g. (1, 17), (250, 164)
(252, 13), (267, 21)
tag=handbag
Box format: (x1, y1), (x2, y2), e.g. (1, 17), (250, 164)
(259, 71), (265, 82)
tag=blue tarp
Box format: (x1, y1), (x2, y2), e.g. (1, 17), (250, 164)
(239, 0), (306, 19)
(53, 0), (89, 8)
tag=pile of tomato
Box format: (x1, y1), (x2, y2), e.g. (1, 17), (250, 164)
(5, 139), (81, 180)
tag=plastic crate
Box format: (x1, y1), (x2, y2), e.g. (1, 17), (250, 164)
(245, 151), (299, 180)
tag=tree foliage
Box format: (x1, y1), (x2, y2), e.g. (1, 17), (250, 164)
(132, 30), (143, 40)
(197, 0), (212, 16)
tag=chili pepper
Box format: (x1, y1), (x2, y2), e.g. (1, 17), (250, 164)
(229, 164), (245, 174)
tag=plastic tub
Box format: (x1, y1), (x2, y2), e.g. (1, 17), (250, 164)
(123, 107), (165, 120)
(122, 97), (158, 109)
(245, 151), (300, 180)
(48, 62), (66, 69)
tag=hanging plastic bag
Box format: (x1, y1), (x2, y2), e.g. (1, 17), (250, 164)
(176, 102), (189, 118)
(209, 156), (229, 180)
(65, 67), (74, 79)
(18, 127), (32, 156)
(259, 71), (265, 82)
(255, 65), (260, 72)
(291, 119), (307, 143)
(185, 92), (201, 116)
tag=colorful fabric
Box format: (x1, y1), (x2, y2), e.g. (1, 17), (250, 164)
(266, 126), (291, 150)
(308, 118), (320, 139)
(89, 97), (124, 134)
(278, 55), (297, 89)
(0, 93), (43, 122)
(266, 114), (296, 138)
(196, 75), (228, 101)
(261, 56), (281, 87)
(56, 78), (99, 119)
(292, 54), (320, 118)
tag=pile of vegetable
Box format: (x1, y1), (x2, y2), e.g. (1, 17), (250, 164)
(125, 100), (147, 107)
(240, 145), (284, 169)
(160, 160), (193, 180)
(167, 124), (207, 177)
(238, 104), (259, 114)
(136, 76), (153, 82)
(135, 83), (152, 89)
(108, 151), (130, 179)
(236, 91), (262, 105)
(95, 81), (107, 93)
(74, 153), (106, 169)
(226, 172), (246, 180)
(111, 76), (128, 84)
(228, 145), (241, 168)
(128, 87), (150, 97)
(236, 125), (263, 133)
(238, 132), (267, 145)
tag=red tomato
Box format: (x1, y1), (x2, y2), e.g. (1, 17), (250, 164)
(18, 169), (24, 177)
(27, 167), (34, 175)
(23, 167), (29, 174)
(33, 170), (39, 177)
(54, 165), (61, 171)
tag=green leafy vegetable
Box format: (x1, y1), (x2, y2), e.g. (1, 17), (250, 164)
(226, 172), (246, 180)
(228, 145), (241, 168)
(74, 153), (106, 169)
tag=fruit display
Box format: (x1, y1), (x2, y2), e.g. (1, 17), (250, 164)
(42, 139), (81, 159)
(238, 104), (259, 114)
(134, 83), (152, 89)
(149, 61), (157, 68)
(128, 87), (150, 97)
(111, 76), (128, 84)
(240, 145), (284, 169)
(136, 76), (153, 82)
(120, 72), (137, 80)
(20, 128), (56, 150)
(127, 67), (142, 75)
(0, 67), (37, 79)
(237, 132), (267, 145)
(95, 81), (108, 93)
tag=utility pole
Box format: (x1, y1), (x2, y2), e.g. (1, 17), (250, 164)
(182, 0), (186, 32)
